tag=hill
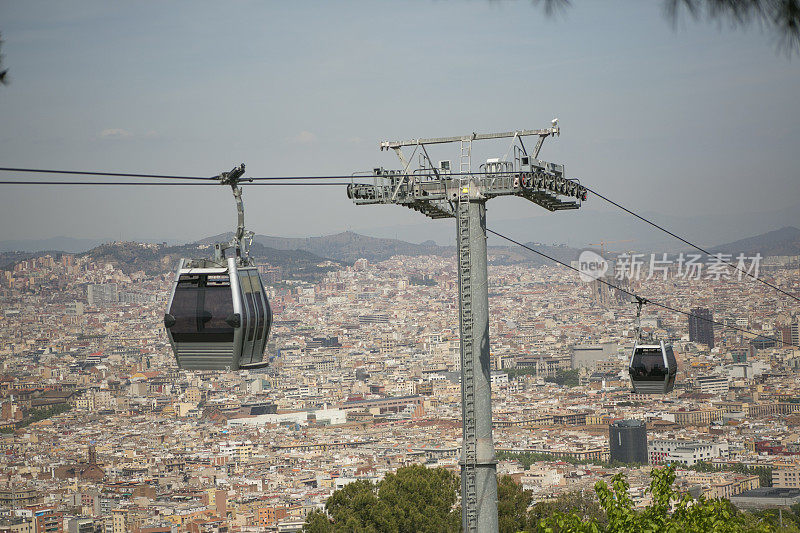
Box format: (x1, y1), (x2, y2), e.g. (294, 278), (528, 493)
(255, 231), (451, 263)
(201, 231), (450, 263)
(0, 231), (587, 273)
(78, 240), (339, 278)
(709, 226), (800, 257)
(0, 250), (66, 271)
(216, 231), (583, 265)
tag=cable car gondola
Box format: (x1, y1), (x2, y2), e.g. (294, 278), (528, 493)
(163, 164), (272, 370)
(628, 297), (677, 394)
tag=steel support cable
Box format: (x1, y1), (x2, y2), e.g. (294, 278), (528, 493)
(0, 166), (363, 182)
(486, 228), (799, 349)
(582, 185), (800, 304)
(0, 167), (214, 180)
(0, 180), (349, 186)
(0, 166), (537, 181)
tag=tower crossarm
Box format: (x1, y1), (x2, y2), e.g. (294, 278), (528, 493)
(347, 167), (587, 217)
(379, 127), (558, 150)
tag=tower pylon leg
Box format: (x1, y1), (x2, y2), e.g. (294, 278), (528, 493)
(458, 186), (498, 533)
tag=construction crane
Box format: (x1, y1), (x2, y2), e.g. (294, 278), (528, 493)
(347, 121), (589, 533)
(588, 239), (633, 258)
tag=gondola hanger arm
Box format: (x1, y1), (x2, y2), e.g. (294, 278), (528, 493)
(213, 163), (253, 265)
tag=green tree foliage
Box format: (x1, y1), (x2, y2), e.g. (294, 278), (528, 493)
(666, 0), (800, 52)
(539, 465), (787, 533)
(506, 367), (538, 379)
(496, 450), (647, 469)
(0, 32), (7, 85)
(533, 0), (800, 53)
(544, 369), (580, 388)
(302, 465), (460, 533)
(498, 475), (533, 533)
(27, 403), (71, 423)
(0, 403), (71, 433)
(529, 490), (607, 531)
(305, 464), (795, 533)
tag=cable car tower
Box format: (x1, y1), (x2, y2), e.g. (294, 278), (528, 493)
(347, 121), (589, 532)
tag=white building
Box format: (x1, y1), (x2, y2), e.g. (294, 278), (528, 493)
(490, 372), (509, 387)
(649, 439), (729, 466)
(218, 440), (253, 462)
(696, 376), (730, 395)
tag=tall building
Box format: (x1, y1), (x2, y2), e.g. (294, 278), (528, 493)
(609, 419), (648, 464)
(65, 301), (84, 316)
(791, 316), (800, 348)
(689, 307), (715, 349)
(86, 284), (118, 306)
(775, 316), (799, 348)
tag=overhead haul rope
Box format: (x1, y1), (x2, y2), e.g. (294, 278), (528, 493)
(486, 228), (799, 349)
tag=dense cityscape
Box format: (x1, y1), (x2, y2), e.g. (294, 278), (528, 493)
(0, 240), (798, 532)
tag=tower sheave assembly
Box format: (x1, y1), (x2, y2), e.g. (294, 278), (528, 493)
(164, 164), (273, 370)
(347, 123), (588, 532)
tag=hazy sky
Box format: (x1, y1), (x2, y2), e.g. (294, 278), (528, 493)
(0, 1), (798, 245)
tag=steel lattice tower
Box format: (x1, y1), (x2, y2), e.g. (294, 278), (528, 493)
(347, 122), (588, 532)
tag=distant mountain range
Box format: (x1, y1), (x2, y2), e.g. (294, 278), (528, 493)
(201, 231), (445, 263)
(709, 226), (800, 257)
(359, 202), (800, 253)
(207, 231), (583, 264)
(4, 202), (799, 256)
(2, 226), (798, 275)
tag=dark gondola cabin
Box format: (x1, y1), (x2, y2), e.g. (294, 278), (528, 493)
(163, 163), (274, 371)
(628, 340), (677, 394)
(164, 257), (271, 370)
